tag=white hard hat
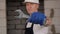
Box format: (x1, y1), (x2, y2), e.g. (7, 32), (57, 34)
(24, 0), (40, 4)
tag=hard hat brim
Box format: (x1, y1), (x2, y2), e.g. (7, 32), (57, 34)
(22, 1), (40, 4)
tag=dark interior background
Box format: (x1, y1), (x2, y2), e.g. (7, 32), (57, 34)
(6, 0), (44, 34)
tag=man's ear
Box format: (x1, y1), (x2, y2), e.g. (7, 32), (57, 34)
(37, 4), (39, 9)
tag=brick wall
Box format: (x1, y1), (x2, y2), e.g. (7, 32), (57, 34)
(44, 0), (60, 34)
(0, 0), (6, 34)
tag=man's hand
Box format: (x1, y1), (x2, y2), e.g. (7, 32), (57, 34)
(28, 12), (46, 26)
(45, 17), (52, 26)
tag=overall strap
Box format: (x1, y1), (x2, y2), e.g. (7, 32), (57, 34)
(31, 23), (34, 28)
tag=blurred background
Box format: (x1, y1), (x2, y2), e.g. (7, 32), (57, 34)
(0, 0), (60, 34)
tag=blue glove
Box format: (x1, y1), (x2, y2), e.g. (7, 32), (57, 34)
(28, 12), (46, 26)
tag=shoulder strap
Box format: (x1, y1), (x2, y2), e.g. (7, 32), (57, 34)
(31, 23), (34, 28)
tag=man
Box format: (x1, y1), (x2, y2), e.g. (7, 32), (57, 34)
(23, 0), (51, 34)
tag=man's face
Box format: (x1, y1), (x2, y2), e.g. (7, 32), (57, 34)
(26, 2), (39, 14)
